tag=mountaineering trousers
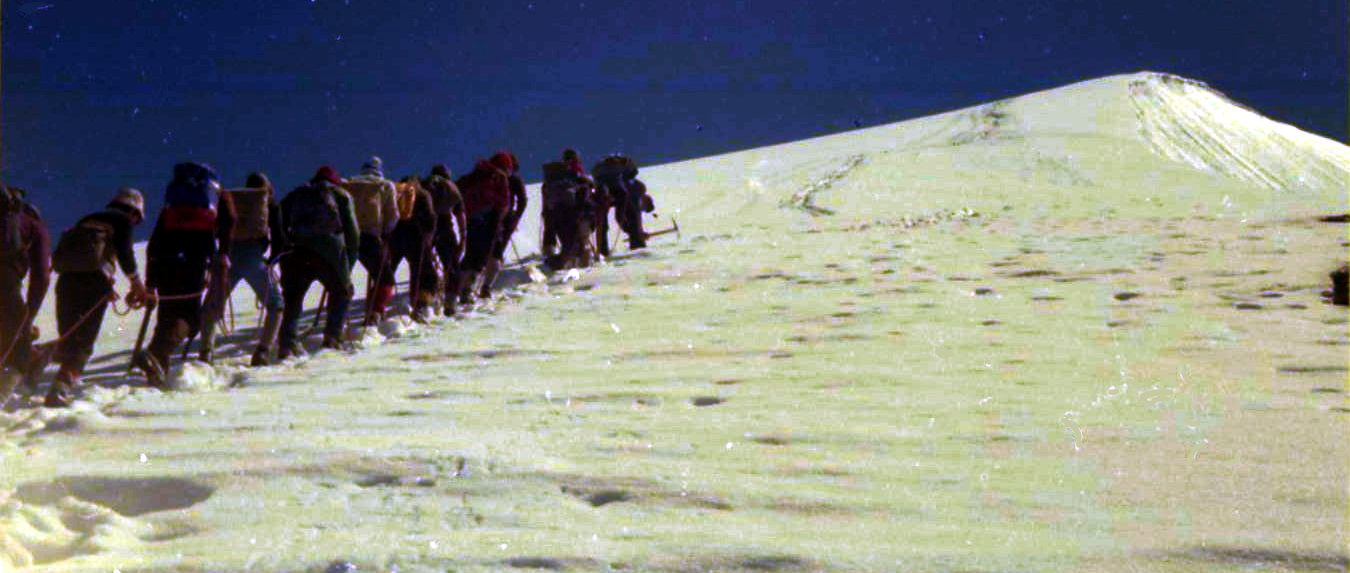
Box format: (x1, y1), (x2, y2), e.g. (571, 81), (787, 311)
(432, 214), (461, 309)
(358, 232), (394, 316)
(388, 224), (435, 311)
(146, 259), (209, 370)
(0, 272), (35, 373)
(461, 208), (502, 273)
(278, 247), (352, 349)
(616, 188), (647, 249)
(53, 272), (115, 376)
(199, 240), (283, 355)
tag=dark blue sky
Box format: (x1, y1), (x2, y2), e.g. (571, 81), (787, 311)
(3, 0), (1346, 230)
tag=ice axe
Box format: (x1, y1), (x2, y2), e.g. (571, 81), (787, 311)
(645, 217), (681, 241)
(127, 299), (157, 377)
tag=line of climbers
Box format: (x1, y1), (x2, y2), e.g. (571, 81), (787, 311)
(0, 149), (657, 409)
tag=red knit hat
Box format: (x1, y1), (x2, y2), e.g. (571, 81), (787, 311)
(489, 152), (514, 172)
(312, 165), (342, 186)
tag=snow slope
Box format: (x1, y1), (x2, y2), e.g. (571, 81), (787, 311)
(1, 72), (1346, 572)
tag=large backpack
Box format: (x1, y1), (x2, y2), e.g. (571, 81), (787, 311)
(342, 178), (386, 231)
(160, 178), (219, 233)
(0, 186), (26, 263)
(288, 184), (343, 238)
(456, 165), (509, 215)
(592, 155), (638, 184)
(423, 176), (462, 216)
(52, 216), (116, 274)
(395, 181), (419, 222)
(542, 161), (575, 184)
(223, 188), (270, 241)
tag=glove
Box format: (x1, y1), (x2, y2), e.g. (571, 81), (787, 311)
(126, 276), (155, 309)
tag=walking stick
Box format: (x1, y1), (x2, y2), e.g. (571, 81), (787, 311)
(127, 299), (157, 376)
(306, 289), (328, 337)
(509, 237), (524, 268)
(645, 217), (681, 240)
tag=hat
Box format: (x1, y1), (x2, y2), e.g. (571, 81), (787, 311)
(245, 172), (272, 190)
(109, 187), (145, 218)
(172, 162), (219, 185)
(489, 152), (514, 172)
(430, 164), (452, 178)
(562, 148), (579, 161)
(312, 165), (342, 186)
(361, 156), (384, 177)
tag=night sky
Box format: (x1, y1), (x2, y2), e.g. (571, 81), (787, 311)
(3, 0), (1346, 231)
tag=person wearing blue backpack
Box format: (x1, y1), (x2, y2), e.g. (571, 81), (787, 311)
(132, 162), (236, 387)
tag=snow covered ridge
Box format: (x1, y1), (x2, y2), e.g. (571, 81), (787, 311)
(1128, 71), (1350, 193)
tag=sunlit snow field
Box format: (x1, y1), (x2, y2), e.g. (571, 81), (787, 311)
(1, 73), (1347, 572)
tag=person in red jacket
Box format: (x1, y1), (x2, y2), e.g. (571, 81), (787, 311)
(480, 152), (528, 299)
(0, 185), (51, 405)
(454, 154), (512, 305)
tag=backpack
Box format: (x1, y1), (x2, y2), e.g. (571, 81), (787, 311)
(161, 179), (219, 232)
(456, 164), (509, 215)
(0, 186), (26, 262)
(542, 161), (574, 184)
(343, 178), (386, 231)
(224, 188), (271, 241)
(52, 217), (116, 274)
(288, 184), (343, 238)
(542, 180), (579, 212)
(395, 182), (419, 222)
(592, 155), (637, 184)
(423, 176), (462, 216)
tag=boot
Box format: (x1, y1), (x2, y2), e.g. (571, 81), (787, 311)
(458, 272), (478, 305)
(21, 341), (54, 395)
(321, 336), (343, 351)
(0, 370), (21, 410)
(375, 285), (395, 317)
(197, 320), (217, 364)
(133, 350), (167, 390)
(44, 367), (79, 408)
(277, 341), (301, 361)
(252, 308), (282, 366)
(478, 258), (502, 299)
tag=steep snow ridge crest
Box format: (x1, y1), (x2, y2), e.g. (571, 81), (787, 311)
(1128, 72), (1350, 193)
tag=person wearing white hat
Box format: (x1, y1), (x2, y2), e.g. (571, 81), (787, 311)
(44, 187), (151, 407)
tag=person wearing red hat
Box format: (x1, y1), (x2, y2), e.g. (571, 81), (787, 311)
(454, 155), (512, 304)
(478, 152), (528, 298)
(275, 166), (360, 356)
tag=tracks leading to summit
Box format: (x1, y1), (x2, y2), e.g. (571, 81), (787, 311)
(781, 155), (866, 216)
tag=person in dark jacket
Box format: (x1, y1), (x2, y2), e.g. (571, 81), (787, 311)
(481, 152), (527, 298)
(0, 185), (51, 405)
(423, 165), (466, 316)
(276, 166), (360, 357)
(198, 172), (289, 366)
(133, 162), (236, 388)
(455, 154), (512, 304)
(388, 175), (438, 321)
(46, 188), (151, 407)
(593, 155), (651, 251)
